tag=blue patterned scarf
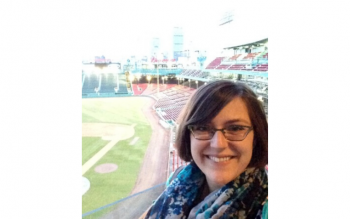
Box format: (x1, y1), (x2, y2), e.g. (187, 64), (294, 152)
(145, 162), (268, 219)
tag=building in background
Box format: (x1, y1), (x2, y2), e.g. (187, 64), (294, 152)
(173, 27), (183, 61)
(151, 37), (160, 58)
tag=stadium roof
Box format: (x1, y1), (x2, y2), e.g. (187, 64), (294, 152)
(223, 38), (268, 50)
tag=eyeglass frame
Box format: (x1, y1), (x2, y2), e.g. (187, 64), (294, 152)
(187, 124), (253, 141)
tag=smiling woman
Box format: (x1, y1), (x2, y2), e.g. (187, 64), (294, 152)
(189, 97), (256, 193)
(142, 80), (268, 219)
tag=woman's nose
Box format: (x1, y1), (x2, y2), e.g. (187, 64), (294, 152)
(210, 130), (228, 148)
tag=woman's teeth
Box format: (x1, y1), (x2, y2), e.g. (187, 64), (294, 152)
(208, 156), (232, 163)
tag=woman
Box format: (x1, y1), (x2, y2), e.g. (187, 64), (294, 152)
(144, 80), (268, 219)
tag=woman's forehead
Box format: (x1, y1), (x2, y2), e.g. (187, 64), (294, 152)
(209, 97), (251, 125)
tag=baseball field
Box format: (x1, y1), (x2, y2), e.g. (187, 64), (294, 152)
(82, 96), (155, 215)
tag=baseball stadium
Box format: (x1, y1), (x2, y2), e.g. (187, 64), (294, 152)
(82, 11), (268, 219)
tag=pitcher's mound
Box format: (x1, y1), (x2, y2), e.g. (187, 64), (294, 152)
(94, 163), (118, 173)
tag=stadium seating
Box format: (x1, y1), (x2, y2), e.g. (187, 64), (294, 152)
(243, 52), (260, 60)
(179, 69), (208, 78)
(162, 106), (184, 121)
(99, 73), (117, 93)
(117, 82), (128, 94)
(227, 64), (246, 70)
(253, 64), (268, 71)
(215, 64), (231, 70)
(82, 73), (99, 93)
(205, 57), (225, 69)
(152, 85), (196, 122)
(229, 54), (241, 60)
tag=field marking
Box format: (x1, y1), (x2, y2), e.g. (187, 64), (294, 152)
(82, 123), (135, 175)
(82, 177), (90, 195)
(129, 137), (139, 145)
(82, 139), (119, 175)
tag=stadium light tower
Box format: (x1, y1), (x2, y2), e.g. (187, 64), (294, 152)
(157, 64), (159, 93)
(129, 75), (134, 93)
(156, 53), (165, 94)
(157, 62), (161, 94)
(135, 74), (141, 85)
(179, 77), (183, 86)
(147, 75), (151, 87)
(129, 75), (134, 83)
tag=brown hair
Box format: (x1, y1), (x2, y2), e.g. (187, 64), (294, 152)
(175, 80), (268, 168)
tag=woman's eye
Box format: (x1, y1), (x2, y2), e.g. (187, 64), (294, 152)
(227, 126), (244, 131)
(196, 126), (209, 131)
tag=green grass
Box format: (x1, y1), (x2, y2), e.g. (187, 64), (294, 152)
(82, 97), (150, 125)
(82, 97), (152, 215)
(82, 137), (109, 165)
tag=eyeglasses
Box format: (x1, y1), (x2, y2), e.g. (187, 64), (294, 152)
(188, 125), (253, 141)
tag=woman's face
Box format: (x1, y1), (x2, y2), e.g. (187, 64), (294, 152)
(190, 97), (254, 192)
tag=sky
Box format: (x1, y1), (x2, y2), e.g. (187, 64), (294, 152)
(0, 0), (267, 68)
(75, 0), (268, 60)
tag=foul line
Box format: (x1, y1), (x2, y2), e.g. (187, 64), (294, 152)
(82, 139), (119, 175)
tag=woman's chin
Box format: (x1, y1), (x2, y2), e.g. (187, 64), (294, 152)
(206, 174), (236, 192)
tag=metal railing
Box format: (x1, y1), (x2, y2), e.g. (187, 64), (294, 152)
(82, 183), (166, 219)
